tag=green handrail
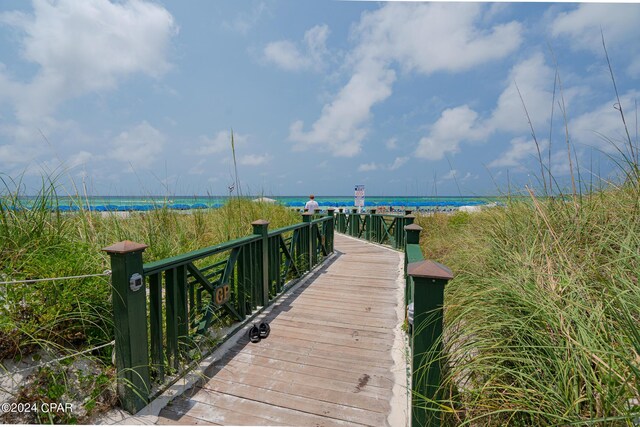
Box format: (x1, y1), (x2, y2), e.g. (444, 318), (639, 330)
(103, 211), (335, 414)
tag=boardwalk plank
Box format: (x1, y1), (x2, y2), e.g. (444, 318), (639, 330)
(155, 233), (405, 427)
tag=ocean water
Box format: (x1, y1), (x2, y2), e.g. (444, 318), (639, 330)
(16, 195), (495, 212)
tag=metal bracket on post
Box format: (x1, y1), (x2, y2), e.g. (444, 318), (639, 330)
(102, 240), (150, 414)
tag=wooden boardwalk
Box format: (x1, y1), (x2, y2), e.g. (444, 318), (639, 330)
(156, 233), (408, 426)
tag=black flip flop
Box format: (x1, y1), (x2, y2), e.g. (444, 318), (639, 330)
(259, 322), (270, 339)
(249, 324), (261, 343)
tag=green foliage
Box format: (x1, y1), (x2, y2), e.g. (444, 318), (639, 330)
(415, 182), (640, 425)
(0, 175), (298, 363)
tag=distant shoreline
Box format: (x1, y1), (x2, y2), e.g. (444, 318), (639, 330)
(10, 195), (498, 213)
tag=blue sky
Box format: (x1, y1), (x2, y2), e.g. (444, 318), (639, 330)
(1, 1), (639, 197)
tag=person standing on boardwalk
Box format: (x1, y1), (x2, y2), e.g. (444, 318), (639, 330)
(304, 194), (319, 212)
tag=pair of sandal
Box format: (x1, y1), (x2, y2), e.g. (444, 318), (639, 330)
(249, 322), (270, 343)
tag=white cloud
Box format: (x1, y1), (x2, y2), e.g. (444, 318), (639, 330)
(222, 1), (267, 35)
(0, 143), (38, 167)
(569, 90), (639, 154)
(289, 62), (395, 157)
(109, 121), (166, 169)
(415, 105), (490, 160)
(388, 156), (409, 171)
(239, 153), (270, 166)
(416, 53), (554, 161)
(489, 53), (554, 134)
(385, 137), (398, 150)
(358, 162), (378, 172)
(441, 169), (458, 181)
(0, 0), (176, 122)
(195, 131), (248, 156)
(288, 3), (522, 158)
(489, 136), (548, 169)
(264, 24), (330, 72)
(550, 4), (640, 53)
(67, 150), (94, 169)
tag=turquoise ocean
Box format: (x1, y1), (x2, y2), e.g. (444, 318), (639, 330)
(36, 195), (496, 212)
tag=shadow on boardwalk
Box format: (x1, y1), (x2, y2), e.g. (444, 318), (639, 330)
(144, 234), (407, 426)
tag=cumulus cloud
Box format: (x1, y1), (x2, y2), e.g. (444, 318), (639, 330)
(109, 121), (166, 169)
(415, 105), (490, 160)
(195, 130), (248, 156)
(239, 153), (270, 166)
(569, 90), (639, 154)
(388, 156), (409, 171)
(222, 1), (267, 35)
(288, 3), (522, 157)
(489, 136), (548, 169)
(489, 53), (554, 134)
(416, 53), (554, 161)
(550, 4), (640, 53)
(264, 24), (330, 72)
(357, 156), (408, 172)
(358, 162), (378, 172)
(385, 137), (398, 150)
(0, 0), (176, 122)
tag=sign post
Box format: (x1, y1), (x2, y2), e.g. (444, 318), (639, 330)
(354, 184), (365, 213)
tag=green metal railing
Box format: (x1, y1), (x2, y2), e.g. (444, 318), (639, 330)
(103, 212), (334, 413)
(334, 209), (453, 427)
(334, 208), (414, 249)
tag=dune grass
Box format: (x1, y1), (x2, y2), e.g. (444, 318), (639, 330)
(414, 153), (639, 426)
(0, 176), (299, 422)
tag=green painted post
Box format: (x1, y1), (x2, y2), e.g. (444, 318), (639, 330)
(102, 241), (151, 414)
(326, 208), (335, 253)
(337, 208), (346, 233)
(302, 213), (313, 271)
(350, 208), (359, 237)
(366, 208), (376, 241)
(407, 260), (452, 427)
(398, 214), (415, 249)
(252, 219), (270, 307)
(404, 223), (423, 307)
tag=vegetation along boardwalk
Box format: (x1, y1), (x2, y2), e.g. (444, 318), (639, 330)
(156, 233), (409, 426)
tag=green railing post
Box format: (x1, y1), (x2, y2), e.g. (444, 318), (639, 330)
(404, 223), (423, 305)
(337, 208), (346, 233)
(407, 260), (452, 427)
(349, 208), (359, 236)
(102, 241), (151, 414)
(302, 213), (313, 271)
(366, 208), (376, 241)
(326, 208), (335, 252)
(252, 219), (270, 307)
(397, 214), (415, 249)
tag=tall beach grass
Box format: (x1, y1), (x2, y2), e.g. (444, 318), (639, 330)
(0, 175), (299, 422)
(413, 53), (640, 425)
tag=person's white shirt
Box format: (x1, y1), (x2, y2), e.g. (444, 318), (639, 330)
(305, 199), (319, 212)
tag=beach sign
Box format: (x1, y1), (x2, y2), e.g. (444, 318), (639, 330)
(355, 185), (365, 211)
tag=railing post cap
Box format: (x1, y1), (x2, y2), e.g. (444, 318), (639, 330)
(251, 219), (270, 226)
(102, 240), (148, 254)
(327, 207), (335, 211)
(407, 260), (453, 281)
(404, 214), (415, 219)
(404, 223), (423, 232)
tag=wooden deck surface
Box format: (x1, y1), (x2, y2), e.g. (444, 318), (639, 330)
(156, 233), (407, 426)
